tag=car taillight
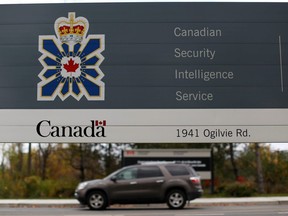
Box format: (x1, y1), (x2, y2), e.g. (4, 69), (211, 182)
(190, 177), (201, 184)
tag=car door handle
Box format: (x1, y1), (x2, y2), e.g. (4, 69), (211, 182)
(130, 181), (137, 185)
(156, 180), (164, 183)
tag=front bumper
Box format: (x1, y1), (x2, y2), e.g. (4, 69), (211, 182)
(74, 191), (86, 205)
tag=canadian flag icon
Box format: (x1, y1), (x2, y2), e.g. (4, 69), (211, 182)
(95, 120), (106, 126)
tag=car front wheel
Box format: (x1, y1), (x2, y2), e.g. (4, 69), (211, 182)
(166, 190), (187, 209)
(87, 191), (108, 210)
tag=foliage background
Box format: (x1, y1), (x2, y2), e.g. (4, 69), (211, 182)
(0, 143), (287, 198)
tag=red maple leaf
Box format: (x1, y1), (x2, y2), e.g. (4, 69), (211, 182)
(64, 58), (79, 72)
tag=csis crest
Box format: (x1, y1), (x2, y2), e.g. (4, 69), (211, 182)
(38, 12), (105, 101)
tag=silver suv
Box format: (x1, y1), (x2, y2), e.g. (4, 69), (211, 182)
(75, 163), (203, 210)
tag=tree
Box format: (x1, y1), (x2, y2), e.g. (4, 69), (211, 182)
(38, 143), (54, 180)
(61, 143), (104, 181)
(229, 143), (239, 181)
(27, 143), (32, 176)
(16, 143), (24, 176)
(255, 143), (265, 193)
(0, 143), (7, 177)
(99, 143), (124, 175)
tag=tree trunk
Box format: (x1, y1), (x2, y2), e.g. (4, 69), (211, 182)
(27, 143), (32, 176)
(39, 144), (53, 180)
(79, 144), (85, 181)
(17, 143), (23, 176)
(229, 143), (239, 181)
(255, 143), (265, 193)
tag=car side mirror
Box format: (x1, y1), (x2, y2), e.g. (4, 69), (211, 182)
(110, 176), (117, 182)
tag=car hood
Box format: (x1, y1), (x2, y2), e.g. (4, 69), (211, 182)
(86, 179), (104, 185)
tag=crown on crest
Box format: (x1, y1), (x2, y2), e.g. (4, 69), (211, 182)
(54, 12), (89, 43)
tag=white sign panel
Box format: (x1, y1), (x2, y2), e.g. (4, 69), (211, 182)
(0, 109), (288, 143)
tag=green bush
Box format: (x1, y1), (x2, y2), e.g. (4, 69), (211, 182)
(24, 176), (41, 197)
(0, 176), (78, 199)
(0, 179), (13, 198)
(26, 178), (77, 198)
(223, 182), (256, 197)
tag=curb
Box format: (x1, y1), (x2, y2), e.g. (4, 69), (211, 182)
(0, 200), (80, 208)
(192, 197), (288, 207)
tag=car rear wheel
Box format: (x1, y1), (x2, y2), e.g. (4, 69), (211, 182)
(166, 189), (187, 209)
(87, 191), (108, 210)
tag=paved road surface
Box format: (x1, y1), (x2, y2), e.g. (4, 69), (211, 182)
(0, 197), (288, 207)
(0, 205), (288, 216)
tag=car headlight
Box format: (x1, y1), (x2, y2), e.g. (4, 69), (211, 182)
(77, 182), (88, 190)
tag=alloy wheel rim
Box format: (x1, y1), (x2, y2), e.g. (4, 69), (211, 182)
(169, 192), (184, 207)
(90, 194), (104, 208)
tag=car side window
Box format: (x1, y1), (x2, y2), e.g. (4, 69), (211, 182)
(116, 168), (137, 180)
(137, 166), (164, 178)
(165, 165), (190, 176)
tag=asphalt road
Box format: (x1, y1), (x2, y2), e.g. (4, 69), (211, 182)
(0, 205), (288, 216)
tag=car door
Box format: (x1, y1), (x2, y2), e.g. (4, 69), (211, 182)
(108, 167), (140, 203)
(135, 166), (165, 202)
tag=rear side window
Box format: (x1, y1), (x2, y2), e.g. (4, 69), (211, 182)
(138, 166), (163, 178)
(165, 165), (190, 176)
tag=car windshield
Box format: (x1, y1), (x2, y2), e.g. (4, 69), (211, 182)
(103, 167), (127, 180)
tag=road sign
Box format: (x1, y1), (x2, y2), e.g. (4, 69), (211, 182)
(122, 149), (212, 180)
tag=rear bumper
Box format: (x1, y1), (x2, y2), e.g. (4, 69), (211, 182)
(187, 190), (203, 201)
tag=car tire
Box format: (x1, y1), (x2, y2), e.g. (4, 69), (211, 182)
(166, 189), (187, 209)
(87, 191), (108, 210)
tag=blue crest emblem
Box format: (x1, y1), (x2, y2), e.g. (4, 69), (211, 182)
(38, 12), (105, 101)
